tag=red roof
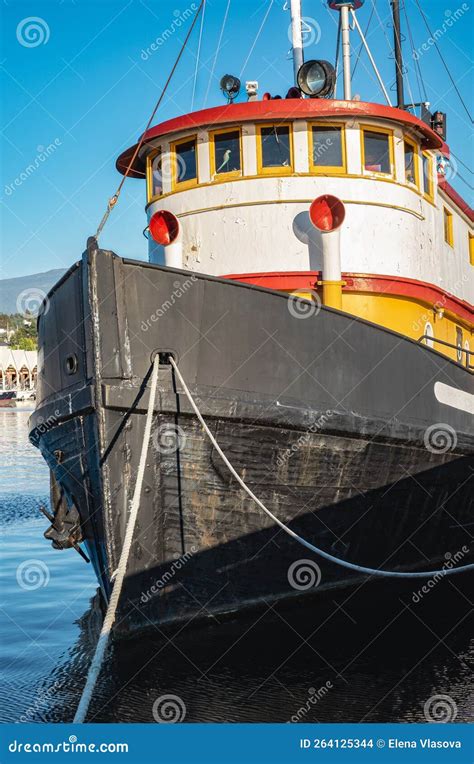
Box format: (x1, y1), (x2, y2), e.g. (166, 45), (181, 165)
(116, 99), (446, 178)
(438, 178), (474, 222)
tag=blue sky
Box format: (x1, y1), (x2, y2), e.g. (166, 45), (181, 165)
(1, 0), (473, 278)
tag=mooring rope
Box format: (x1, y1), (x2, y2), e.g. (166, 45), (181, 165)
(73, 355), (160, 723)
(169, 357), (474, 580)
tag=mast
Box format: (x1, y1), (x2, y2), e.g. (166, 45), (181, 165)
(391, 0), (405, 108)
(290, 0), (304, 85)
(340, 4), (352, 100)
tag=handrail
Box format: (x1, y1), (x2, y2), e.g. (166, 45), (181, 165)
(418, 334), (474, 368)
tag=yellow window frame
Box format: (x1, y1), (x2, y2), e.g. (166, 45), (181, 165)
(444, 207), (454, 247)
(403, 136), (420, 191)
(146, 147), (163, 203)
(422, 151), (434, 202)
(256, 123), (294, 176)
(469, 232), (474, 266)
(308, 121), (347, 174)
(360, 124), (395, 178)
(209, 127), (243, 181)
(171, 134), (198, 191)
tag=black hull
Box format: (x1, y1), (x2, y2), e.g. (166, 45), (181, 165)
(30, 247), (474, 636)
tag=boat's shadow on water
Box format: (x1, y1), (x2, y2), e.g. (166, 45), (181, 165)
(44, 574), (473, 723)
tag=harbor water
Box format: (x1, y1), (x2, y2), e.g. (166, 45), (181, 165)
(1, 409), (472, 724)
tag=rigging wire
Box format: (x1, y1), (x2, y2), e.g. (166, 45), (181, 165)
(204, 0), (231, 107)
(239, 0), (274, 80)
(413, 0), (473, 123)
(451, 151), (474, 176)
(401, 0), (428, 102)
(191, 0), (206, 111)
(93, 1), (204, 241)
(351, 0), (375, 79)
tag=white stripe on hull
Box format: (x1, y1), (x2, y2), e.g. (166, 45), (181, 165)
(434, 381), (474, 415)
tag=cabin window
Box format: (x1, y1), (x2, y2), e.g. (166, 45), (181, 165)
(361, 127), (393, 175)
(469, 233), (474, 265)
(404, 139), (419, 188)
(422, 152), (434, 201)
(148, 149), (163, 199)
(257, 124), (292, 174)
(211, 128), (242, 178)
(444, 207), (454, 246)
(310, 124), (346, 173)
(172, 136), (198, 189)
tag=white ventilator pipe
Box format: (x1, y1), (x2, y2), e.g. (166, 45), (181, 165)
(290, 0), (304, 85)
(340, 4), (352, 100)
(320, 229), (342, 282)
(309, 195), (346, 309)
(163, 239), (183, 269)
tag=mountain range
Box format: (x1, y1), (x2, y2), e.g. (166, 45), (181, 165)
(0, 269), (66, 314)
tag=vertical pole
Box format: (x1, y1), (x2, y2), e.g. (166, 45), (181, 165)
(391, 0), (405, 108)
(290, 0), (304, 85)
(340, 4), (352, 100)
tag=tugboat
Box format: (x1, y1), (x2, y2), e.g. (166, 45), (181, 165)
(30, 0), (473, 636)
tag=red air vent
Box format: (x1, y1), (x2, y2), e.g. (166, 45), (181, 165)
(309, 195), (346, 232)
(149, 210), (180, 245)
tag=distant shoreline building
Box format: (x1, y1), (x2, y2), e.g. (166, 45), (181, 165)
(0, 348), (37, 390)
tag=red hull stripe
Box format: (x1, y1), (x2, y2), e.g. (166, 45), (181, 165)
(221, 271), (474, 324)
(117, 100), (445, 177)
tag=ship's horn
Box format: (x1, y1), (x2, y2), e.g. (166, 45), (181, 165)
(309, 194), (346, 310)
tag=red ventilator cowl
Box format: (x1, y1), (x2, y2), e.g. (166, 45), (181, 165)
(149, 210), (180, 245)
(309, 195), (346, 232)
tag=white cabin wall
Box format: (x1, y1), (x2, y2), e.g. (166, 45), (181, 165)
(146, 119), (474, 304)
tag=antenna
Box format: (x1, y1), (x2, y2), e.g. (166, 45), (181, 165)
(328, 1), (364, 101)
(289, 0), (304, 86)
(391, 0), (405, 109)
